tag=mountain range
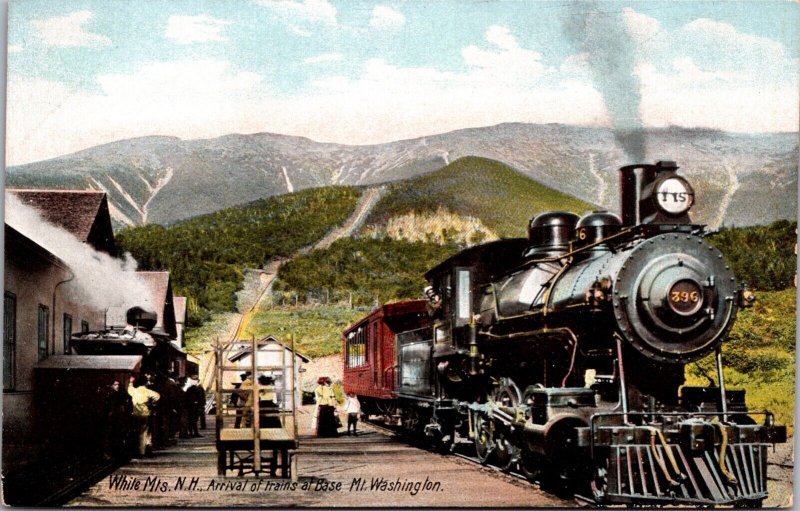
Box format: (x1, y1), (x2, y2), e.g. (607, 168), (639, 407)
(7, 123), (797, 229)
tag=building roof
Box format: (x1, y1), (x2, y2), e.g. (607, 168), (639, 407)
(228, 336), (311, 363)
(4, 224), (67, 269)
(174, 296), (187, 324)
(7, 189), (116, 255)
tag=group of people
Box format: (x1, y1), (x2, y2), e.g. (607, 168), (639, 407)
(105, 372), (207, 459)
(229, 372), (283, 429)
(313, 376), (361, 437)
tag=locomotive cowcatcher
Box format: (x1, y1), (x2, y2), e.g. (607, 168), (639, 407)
(342, 161), (786, 507)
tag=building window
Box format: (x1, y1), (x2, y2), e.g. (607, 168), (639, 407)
(81, 320), (89, 333)
(4, 293), (17, 390)
(63, 314), (73, 354)
(346, 326), (367, 368)
(38, 304), (49, 361)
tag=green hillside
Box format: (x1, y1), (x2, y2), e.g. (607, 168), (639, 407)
(706, 220), (796, 291)
(243, 306), (366, 358)
(687, 288), (795, 434)
(275, 237), (458, 307)
(364, 156), (594, 238)
(117, 186), (360, 322)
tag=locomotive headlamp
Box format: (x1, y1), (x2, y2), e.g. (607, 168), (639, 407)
(654, 176), (694, 215)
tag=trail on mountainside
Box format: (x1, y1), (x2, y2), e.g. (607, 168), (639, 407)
(587, 152), (606, 207)
(713, 164), (739, 229)
(308, 186), (384, 251)
(141, 167), (174, 224)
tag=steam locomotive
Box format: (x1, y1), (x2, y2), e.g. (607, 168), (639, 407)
(343, 161), (786, 507)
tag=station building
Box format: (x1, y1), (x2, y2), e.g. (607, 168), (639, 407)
(4, 191), (116, 469)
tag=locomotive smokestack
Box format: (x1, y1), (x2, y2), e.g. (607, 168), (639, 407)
(618, 166), (638, 226)
(618, 164), (656, 226)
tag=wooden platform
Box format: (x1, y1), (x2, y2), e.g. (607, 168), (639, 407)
(219, 427), (295, 442)
(65, 409), (793, 508)
(66, 409), (573, 508)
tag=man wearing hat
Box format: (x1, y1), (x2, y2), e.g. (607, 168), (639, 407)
(232, 372), (250, 428)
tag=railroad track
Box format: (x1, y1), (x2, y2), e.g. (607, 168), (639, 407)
(364, 418), (792, 507)
(4, 456), (119, 507)
(363, 420), (561, 490)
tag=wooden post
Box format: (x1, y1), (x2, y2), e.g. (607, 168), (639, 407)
(252, 335), (261, 473)
(214, 336), (224, 475)
(291, 333), (299, 480)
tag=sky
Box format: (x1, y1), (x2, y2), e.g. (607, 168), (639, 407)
(6, 0), (799, 165)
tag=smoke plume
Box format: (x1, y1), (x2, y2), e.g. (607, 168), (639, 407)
(563, 1), (646, 162)
(5, 193), (154, 313)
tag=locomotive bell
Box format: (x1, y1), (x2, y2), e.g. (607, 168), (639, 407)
(574, 211), (622, 250)
(524, 211), (579, 258)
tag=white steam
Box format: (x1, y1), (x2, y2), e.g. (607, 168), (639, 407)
(5, 193), (155, 312)
(563, 1), (646, 162)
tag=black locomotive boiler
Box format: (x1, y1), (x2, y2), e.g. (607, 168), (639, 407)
(343, 161), (786, 507)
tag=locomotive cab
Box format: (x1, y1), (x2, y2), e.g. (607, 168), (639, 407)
(424, 238), (528, 360)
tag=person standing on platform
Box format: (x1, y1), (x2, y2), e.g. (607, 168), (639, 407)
(231, 372), (248, 428)
(258, 375), (281, 428)
(128, 375), (160, 457)
(145, 373), (167, 450)
(344, 392), (361, 436)
(101, 380), (129, 460)
(238, 372), (255, 428)
(177, 376), (190, 439)
(185, 375), (205, 437)
(314, 376), (338, 437)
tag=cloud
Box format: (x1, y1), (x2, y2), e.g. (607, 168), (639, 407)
(560, 52), (589, 74)
(369, 5), (405, 29)
(304, 52), (343, 64)
(461, 25), (547, 85)
(620, 7), (799, 133)
(31, 10), (111, 47)
(678, 18), (795, 78)
(7, 17), (798, 165)
(7, 60), (267, 164)
(256, 0), (336, 26)
(622, 7), (663, 45)
(165, 14), (231, 44)
(485, 25), (517, 50)
(289, 24), (311, 37)
(636, 60), (797, 132)
(623, 8), (796, 85)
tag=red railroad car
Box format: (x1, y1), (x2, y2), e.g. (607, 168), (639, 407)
(341, 300), (429, 412)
